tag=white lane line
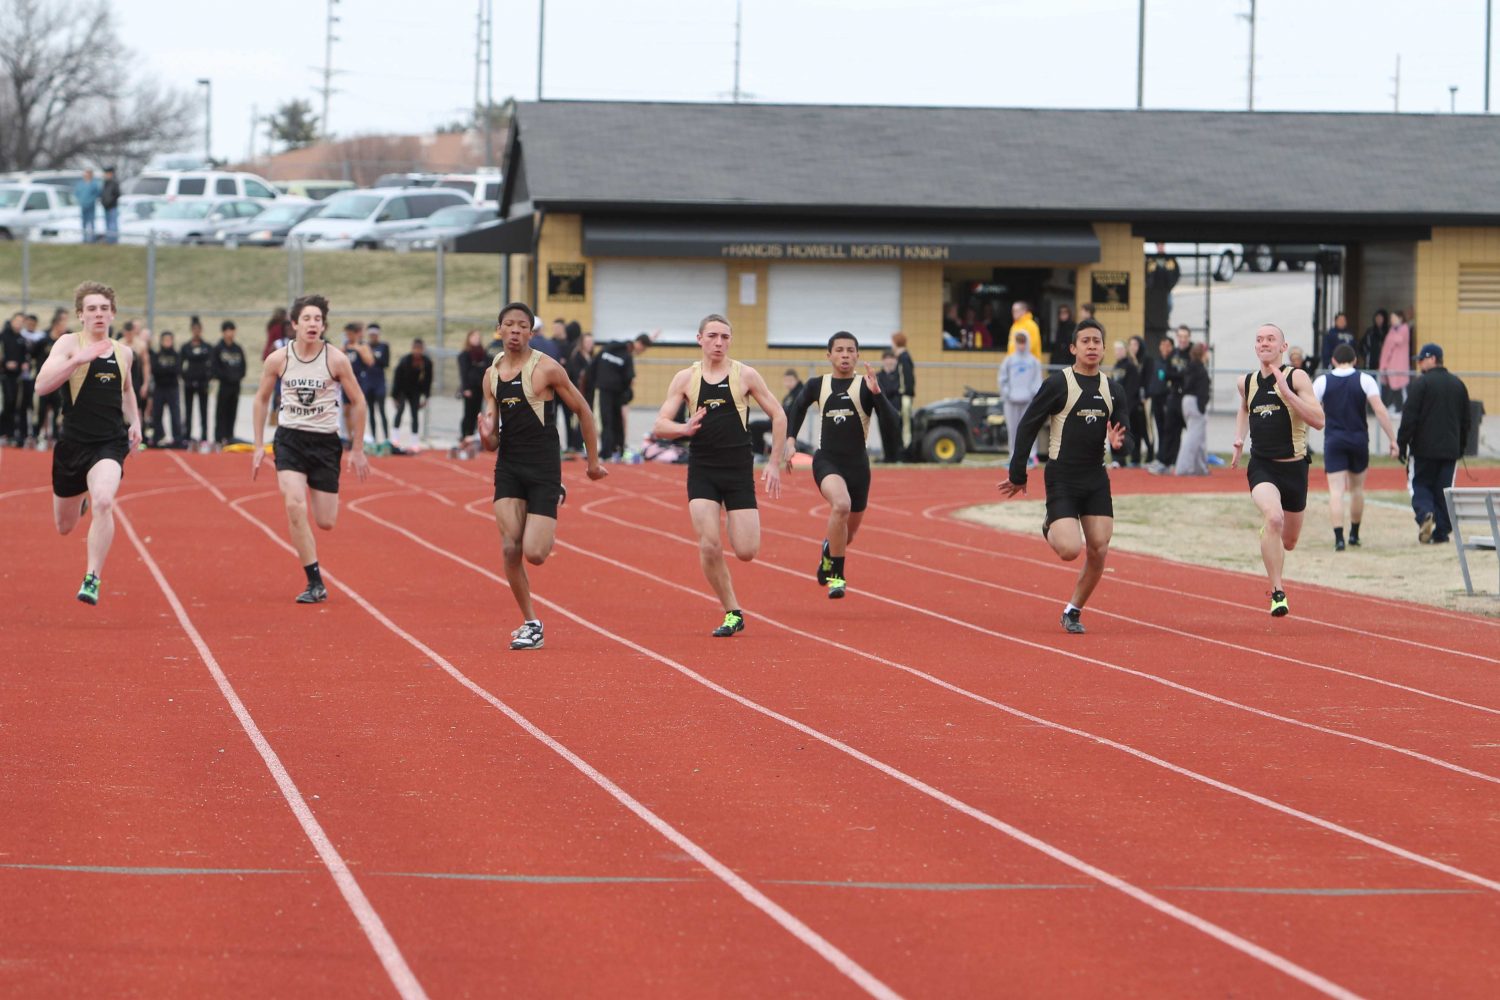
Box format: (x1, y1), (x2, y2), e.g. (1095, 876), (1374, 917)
(576, 484), (1500, 789)
(915, 496), (1500, 638)
(178, 475), (902, 1000)
(113, 507), (429, 1000)
(346, 487), (1364, 1000)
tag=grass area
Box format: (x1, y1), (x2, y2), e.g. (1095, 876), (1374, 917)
(0, 241), (506, 387)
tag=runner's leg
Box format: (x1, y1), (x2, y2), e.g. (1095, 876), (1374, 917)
(494, 497), (535, 621)
(1069, 514), (1114, 609)
(691, 498), (740, 611)
(277, 470), (318, 565)
(83, 459), (123, 577)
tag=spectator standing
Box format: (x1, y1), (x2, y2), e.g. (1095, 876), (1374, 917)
(593, 333), (649, 459)
(213, 321), (247, 445)
(99, 168), (122, 244)
(458, 329), (487, 442)
(749, 369), (803, 458)
(73, 170), (101, 243)
(263, 307), (289, 361)
(1288, 345), (1316, 379)
(34, 309), (68, 441)
(180, 317), (214, 443)
(129, 327), (152, 438)
(1396, 344), (1471, 545)
(1009, 301), (1043, 361)
(1145, 335), (1180, 472)
(941, 304), (962, 342)
(892, 331), (915, 453)
(0, 312), (27, 444)
(1123, 335), (1152, 466)
(1050, 305), (1077, 367)
(876, 351), (902, 462)
(999, 330), (1044, 465)
(363, 323), (391, 442)
(1109, 340), (1140, 466)
(529, 321), (563, 361)
(1173, 342), (1212, 477)
(563, 332), (596, 453)
(1314, 343), (1399, 550)
(1379, 310), (1412, 411)
(1319, 312), (1358, 370)
(1360, 308), (1389, 371)
(391, 339), (433, 435)
(150, 330), (182, 446)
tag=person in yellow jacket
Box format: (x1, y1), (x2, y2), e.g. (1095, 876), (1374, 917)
(1009, 301), (1043, 362)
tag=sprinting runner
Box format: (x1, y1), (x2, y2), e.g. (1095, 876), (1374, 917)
(1230, 322), (1326, 616)
(782, 331), (898, 598)
(479, 302), (606, 650)
(997, 318), (1130, 635)
(653, 313), (786, 636)
(34, 281), (143, 604)
(250, 294), (370, 604)
(1313, 343), (1398, 550)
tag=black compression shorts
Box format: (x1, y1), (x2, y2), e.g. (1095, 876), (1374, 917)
(274, 426), (343, 494)
(1043, 462), (1113, 533)
(494, 457), (563, 518)
(51, 437), (129, 498)
(1322, 434), (1369, 475)
(1247, 455), (1310, 513)
(687, 459), (757, 511)
(812, 451), (871, 514)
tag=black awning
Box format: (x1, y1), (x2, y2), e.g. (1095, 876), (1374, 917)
(452, 214), (534, 254)
(581, 216), (1099, 264)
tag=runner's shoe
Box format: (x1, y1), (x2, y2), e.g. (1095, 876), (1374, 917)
(510, 621), (545, 650)
(1269, 590), (1289, 617)
(816, 540), (832, 585)
(296, 582), (329, 604)
(826, 576), (846, 599)
(712, 610), (745, 637)
(76, 573), (100, 605)
(1334, 537), (1346, 552)
(1418, 512), (1436, 543)
(1060, 608), (1085, 634)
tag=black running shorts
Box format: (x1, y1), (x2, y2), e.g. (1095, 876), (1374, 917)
(1247, 455), (1310, 513)
(812, 451), (871, 514)
(274, 426), (343, 494)
(1322, 433), (1369, 475)
(51, 437), (129, 498)
(494, 456), (563, 518)
(687, 458), (757, 511)
(1043, 462), (1113, 532)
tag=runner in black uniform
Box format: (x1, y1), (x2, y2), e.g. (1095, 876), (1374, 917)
(481, 302), (606, 650)
(251, 294), (371, 603)
(34, 281), (143, 605)
(653, 313), (786, 636)
(1230, 323), (1325, 617)
(998, 318), (1130, 635)
(783, 331), (898, 599)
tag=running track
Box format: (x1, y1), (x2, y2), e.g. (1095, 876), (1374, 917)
(2, 449), (1497, 998)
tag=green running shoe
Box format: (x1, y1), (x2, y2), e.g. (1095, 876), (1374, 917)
(712, 610), (745, 637)
(1269, 590), (1289, 617)
(77, 573), (100, 606)
(816, 540), (832, 585)
(826, 576), (846, 599)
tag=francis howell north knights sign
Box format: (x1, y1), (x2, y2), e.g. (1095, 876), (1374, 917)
(719, 242), (952, 261)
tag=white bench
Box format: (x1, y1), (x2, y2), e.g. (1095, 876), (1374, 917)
(1444, 487), (1500, 596)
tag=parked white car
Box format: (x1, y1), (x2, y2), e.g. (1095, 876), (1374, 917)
(433, 171), (502, 206)
(120, 197), (266, 244)
(123, 170), (280, 202)
(1152, 242), (1243, 283)
(287, 187), (472, 250)
(32, 198), (166, 244)
(0, 183), (78, 238)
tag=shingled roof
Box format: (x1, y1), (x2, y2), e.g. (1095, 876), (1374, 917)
(505, 101), (1500, 228)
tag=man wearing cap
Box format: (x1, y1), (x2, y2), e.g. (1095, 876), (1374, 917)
(1396, 344), (1472, 545)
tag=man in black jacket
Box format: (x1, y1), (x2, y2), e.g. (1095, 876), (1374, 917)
(150, 330), (183, 446)
(213, 321), (247, 445)
(100, 167), (123, 245)
(180, 318), (214, 443)
(1396, 343), (1472, 545)
(594, 333), (649, 459)
(391, 339), (433, 434)
(1145, 335), (1180, 472)
(0, 312), (29, 444)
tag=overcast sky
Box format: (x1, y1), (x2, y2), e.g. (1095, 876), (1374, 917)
(108, 0), (1495, 164)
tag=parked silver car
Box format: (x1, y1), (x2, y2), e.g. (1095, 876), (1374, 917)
(287, 187), (472, 250)
(384, 204), (498, 250)
(120, 197), (266, 244)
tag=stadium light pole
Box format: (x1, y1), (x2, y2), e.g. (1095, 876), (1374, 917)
(537, 0), (546, 100)
(196, 78), (212, 163)
(1487, 0), (1493, 112)
(1136, 0), (1145, 109)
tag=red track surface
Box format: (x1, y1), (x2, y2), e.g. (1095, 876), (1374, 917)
(3, 449), (1497, 998)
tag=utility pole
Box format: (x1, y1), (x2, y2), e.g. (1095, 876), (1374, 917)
(1487, 0), (1493, 112)
(537, 0), (547, 100)
(321, 0), (340, 139)
(1450, 85), (1459, 112)
(1239, 0), (1257, 111)
(1391, 54), (1402, 112)
(1136, 0), (1146, 109)
(474, 0), (494, 165)
(248, 103), (257, 162)
(196, 78), (212, 162)
(732, 0), (744, 103)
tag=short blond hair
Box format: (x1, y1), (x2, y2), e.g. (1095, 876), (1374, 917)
(698, 313), (731, 334)
(73, 281), (117, 314)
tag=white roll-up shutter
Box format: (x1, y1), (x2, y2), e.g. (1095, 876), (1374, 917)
(766, 263), (901, 348)
(594, 260), (728, 346)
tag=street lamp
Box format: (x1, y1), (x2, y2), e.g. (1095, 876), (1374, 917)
(196, 78), (212, 164)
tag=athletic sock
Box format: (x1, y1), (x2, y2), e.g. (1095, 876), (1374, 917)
(304, 562), (322, 587)
(1333, 527), (1345, 545)
(831, 556), (846, 577)
(1349, 522), (1360, 543)
(1064, 602), (1079, 615)
(525, 618), (541, 627)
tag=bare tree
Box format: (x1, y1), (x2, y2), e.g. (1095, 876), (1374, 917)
(0, 0), (195, 172)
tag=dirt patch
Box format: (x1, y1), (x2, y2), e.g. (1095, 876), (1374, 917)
(953, 491), (1500, 617)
